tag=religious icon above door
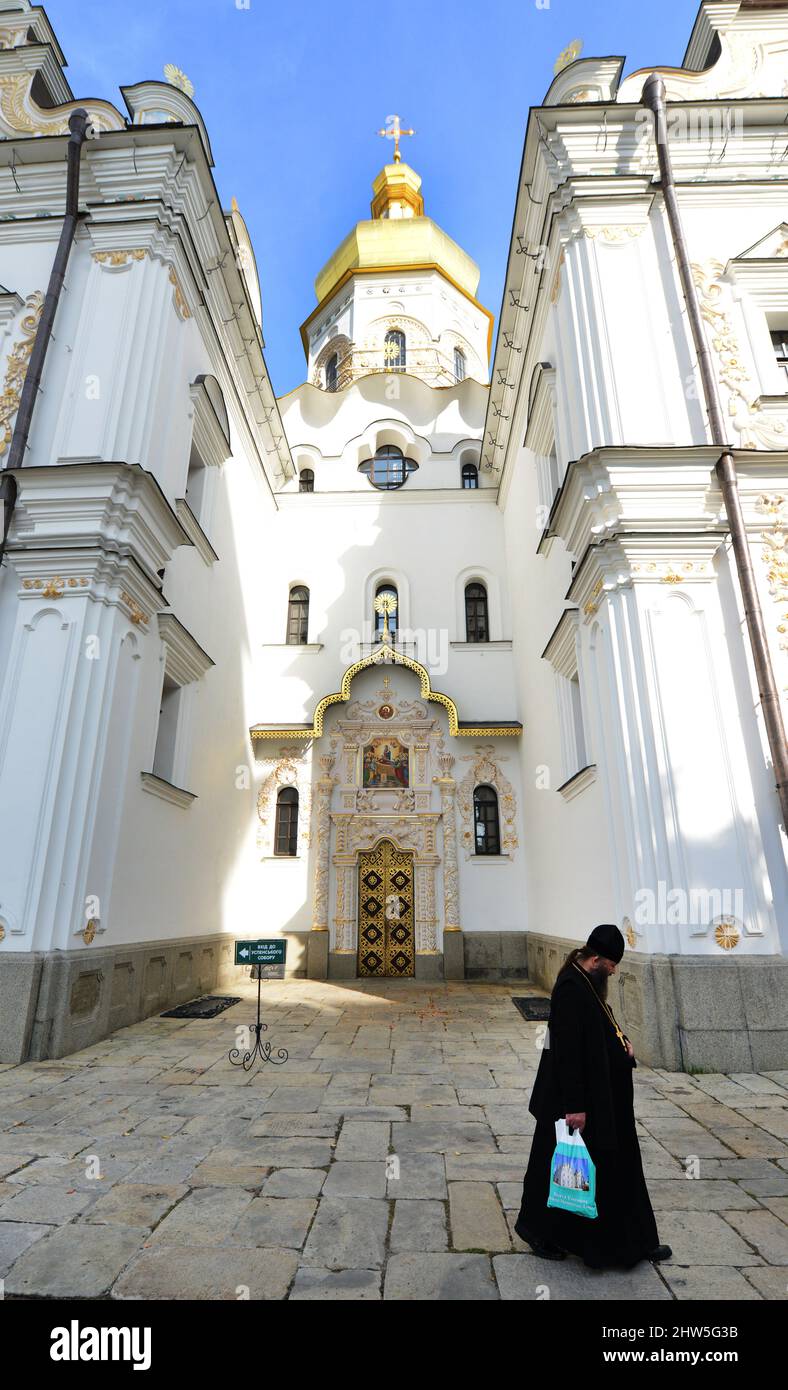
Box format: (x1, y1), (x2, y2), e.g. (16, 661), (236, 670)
(357, 840), (415, 977)
(362, 737), (409, 788)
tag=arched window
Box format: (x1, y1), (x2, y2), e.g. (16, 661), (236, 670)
(274, 786), (299, 856)
(461, 462), (479, 489)
(361, 444), (418, 491)
(325, 353), (338, 392)
(374, 583), (398, 643)
(384, 329), (406, 372)
(454, 347), (466, 382)
(286, 585), (309, 645)
(465, 582), (489, 642)
(299, 469), (314, 493)
(473, 785), (501, 856)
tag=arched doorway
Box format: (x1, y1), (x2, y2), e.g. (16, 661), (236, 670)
(357, 839), (415, 977)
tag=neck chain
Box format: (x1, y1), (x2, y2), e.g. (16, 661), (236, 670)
(571, 960), (629, 1051)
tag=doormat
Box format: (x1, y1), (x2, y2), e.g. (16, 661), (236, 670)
(161, 995), (241, 1019)
(512, 996), (551, 1022)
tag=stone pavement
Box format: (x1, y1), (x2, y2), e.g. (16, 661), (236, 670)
(0, 979), (787, 1301)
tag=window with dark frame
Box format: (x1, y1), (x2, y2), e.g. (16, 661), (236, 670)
(771, 329), (788, 384)
(465, 581), (489, 642)
(299, 469), (314, 493)
(454, 347), (466, 382)
(461, 462), (479, 489)
(274, 786), (299, 856)
(286, 585), (309, 645)
(383, 329), (406, 371)
(473, 784), (501, 856)
(325, 353), (338, 392)
(367, 445), (413, 490)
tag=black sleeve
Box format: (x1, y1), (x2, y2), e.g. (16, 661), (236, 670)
(550, 983), (588, 1114)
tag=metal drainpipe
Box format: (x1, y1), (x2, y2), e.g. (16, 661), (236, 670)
(0, 108), (90, 561)
(641, 73), (788, 830)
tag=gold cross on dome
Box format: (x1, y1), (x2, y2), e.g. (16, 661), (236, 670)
(376, 114), (415, 164)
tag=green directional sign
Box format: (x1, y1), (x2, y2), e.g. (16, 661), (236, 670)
(235, 939), (287, 966)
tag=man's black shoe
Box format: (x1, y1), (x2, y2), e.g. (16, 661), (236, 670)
(514, 1219), (566, 1260)
(648, 1244), (672, 1261)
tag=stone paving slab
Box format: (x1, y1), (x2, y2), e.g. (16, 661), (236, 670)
(5, 1223), (142, 1298)
(112, 1245), (298, 1300)
(390, 1199), (448, 1252)
(661, 1265), (763, 1300)
(290, 1266), (382, 1299)
(493, 1252), (672, 1301)
(384, 1252), (498, 1300)
(0, 1220), (50, 1276)
(0, 978), (786, 1301)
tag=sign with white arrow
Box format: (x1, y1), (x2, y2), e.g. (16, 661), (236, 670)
(234, 940), (287, 966)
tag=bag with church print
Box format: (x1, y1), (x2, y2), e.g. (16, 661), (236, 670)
(547, 1118), (598, 1219)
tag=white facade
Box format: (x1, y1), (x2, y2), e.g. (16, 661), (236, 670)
(0, 0), (787, 1068)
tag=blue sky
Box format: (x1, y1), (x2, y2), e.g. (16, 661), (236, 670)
(45, 0), (700, 394)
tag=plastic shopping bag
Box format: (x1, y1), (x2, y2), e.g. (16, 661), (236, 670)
(547, 1118), (598, 1219)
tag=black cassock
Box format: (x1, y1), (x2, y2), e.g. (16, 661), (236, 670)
(517, 963), (659, 1269)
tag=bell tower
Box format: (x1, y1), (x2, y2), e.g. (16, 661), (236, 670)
(302, 121), (492, 391)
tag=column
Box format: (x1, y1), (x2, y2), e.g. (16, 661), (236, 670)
(307, 753), (334, 979)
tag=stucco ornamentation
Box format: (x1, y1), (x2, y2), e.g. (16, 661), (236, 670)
(692, 260), (787, 449)
(256, 754), (312, 852)
(456, 745), (518, 859)
(0, 290), (43, 459)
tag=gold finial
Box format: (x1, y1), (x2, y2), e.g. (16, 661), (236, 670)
(164, 63), (194, 97)
(376, 114), (415, 164)
(373, 591), (398, 643)
(554, 38), (583, 76)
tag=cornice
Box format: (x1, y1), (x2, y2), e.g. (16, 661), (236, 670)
(157, 612), (214, 684)
(7, 461), (191, 582)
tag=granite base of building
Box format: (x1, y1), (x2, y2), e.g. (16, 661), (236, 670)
(0, 931), (309, 1064)
(326, 952), (445, 980)
(526, 930), (788, 1072)
(462, 931), (529, 980)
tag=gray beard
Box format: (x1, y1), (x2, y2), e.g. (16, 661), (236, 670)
(587, 964), (609, 1001)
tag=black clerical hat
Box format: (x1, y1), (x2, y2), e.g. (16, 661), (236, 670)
(586, 923), (625, 963)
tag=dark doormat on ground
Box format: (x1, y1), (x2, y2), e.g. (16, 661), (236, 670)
(512, 996), (551, 1022)
(161, 995), (241, 1019)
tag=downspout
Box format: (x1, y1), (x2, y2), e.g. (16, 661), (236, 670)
(642, 74), (788, 830)
(0, 108), (90, 561)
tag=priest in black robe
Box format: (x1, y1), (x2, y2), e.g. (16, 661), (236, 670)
(515, 924), (671, 1269)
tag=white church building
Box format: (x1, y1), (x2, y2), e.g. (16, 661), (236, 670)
(0, 0), (786, 1071)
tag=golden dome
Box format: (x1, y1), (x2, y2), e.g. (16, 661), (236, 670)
(313, 161), (481, 305)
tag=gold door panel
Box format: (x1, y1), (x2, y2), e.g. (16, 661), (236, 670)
(357, 840), (415, 977)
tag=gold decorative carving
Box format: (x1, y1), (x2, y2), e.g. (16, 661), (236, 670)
(169, 267), (191, 320)
(583, 226), (645, 245)
(93, 249), (146, 267)
(550, 250), (565, 305)
(0, 291), (43, 458)
(583, 577), (604, 617)
(623, 918), (636, 950)
(120, 591), (147, 626)
(756, 494), (788, 669)
(692, 260), (787, 449)
(23, 576), (89, 591)
(714, 919), (740, 951)
(250, 639), (521, 741)
(0, 72), (123, 136)
(164, 64), (195, 97)
(82, 919), (98, 945)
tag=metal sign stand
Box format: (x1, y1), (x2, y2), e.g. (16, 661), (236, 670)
(228, 940), (289, 1071)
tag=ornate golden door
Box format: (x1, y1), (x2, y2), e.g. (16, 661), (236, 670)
(357, 840), (415, 977)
